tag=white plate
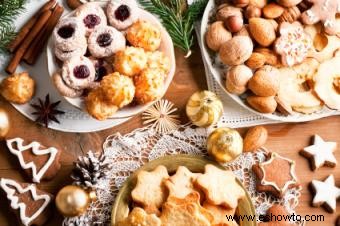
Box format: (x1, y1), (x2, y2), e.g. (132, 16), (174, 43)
(47, 2), (176, 119)
(200, 0), (338, 122)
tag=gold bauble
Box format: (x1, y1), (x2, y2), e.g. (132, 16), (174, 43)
(56, 185), (96, 217)
(186, 90), (223, 127)
(207, 127), (243, 163)
(0, 108), (10, 139)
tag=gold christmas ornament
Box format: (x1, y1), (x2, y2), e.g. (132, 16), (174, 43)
(0, 108), (10, 139)
(56, 185), (96, 217)
(186, 91), (223, 127)
(207, 128), (243, 163)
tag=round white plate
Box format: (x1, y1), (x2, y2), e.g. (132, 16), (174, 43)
(47, 2), (176, 119)
(200, 0), (338, 122)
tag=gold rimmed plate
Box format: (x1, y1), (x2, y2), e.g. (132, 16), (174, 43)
(111, 154), (256, 226)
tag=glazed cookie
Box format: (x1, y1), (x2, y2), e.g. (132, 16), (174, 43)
(0, 178), (53, 226)
(252, 152), (299, 198)
(106, 0), (139, 30)
(75, 2), (107, 36)
(61, 56), (96, 90)
(127, 20), (162, 51)
(114, 47), (148, 76)
(6, 138), (61, 183)
(52, 71), (83, 98)
(88, 26), (126, 58)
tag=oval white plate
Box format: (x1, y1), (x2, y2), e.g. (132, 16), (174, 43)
(47, 2), (176, 119)
(200, 0), (338, 122)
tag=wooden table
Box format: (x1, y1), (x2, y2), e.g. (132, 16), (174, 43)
(0, 46), (339, 225)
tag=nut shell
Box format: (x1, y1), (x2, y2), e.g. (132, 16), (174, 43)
(249, 0), (267, 8)
(254, 47), (279, 66)
(233, 0), (249, 7)
(205, 21), (232, 51)
(247, 95), (277, 113)
(216, 4), (243, 21)
(262, 3), (284, 19)
(225, 65), (253, 94)
(245, 52), (266, 69)
(249, 18), (276, 47)
(243, 126), (268, 152)
(245, 5), (262, 19)
(225, 16), (244, 33)
(248, 65), (280, 96)
(219, 36), (253, 66)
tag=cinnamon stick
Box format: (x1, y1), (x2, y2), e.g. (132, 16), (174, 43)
(7, 0), (57, 53)
(6, 10), (52, 74)
(23, 4), (64, 65)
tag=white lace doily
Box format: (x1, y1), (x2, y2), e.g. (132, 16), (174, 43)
(63, 124), (303, 226)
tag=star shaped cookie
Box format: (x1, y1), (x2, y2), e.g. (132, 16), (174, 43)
(300, 135), (337, 170)
(252, 152), (299, 198)
(258, 204), (293, 226)
(311, 174), (340, 213)
(195, 164), (245, 209)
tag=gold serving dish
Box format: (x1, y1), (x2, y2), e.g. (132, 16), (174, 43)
(111, 154), (256, 226)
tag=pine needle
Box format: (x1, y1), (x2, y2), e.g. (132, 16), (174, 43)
(138, 0), (208, 58)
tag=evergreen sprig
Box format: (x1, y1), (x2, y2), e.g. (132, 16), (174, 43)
(0, 0), (27, 53)
(138, 0), (208, 57)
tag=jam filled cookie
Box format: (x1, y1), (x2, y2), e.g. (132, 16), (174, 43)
(114, 46), (147, 76)
(90, 57), (113, 82)
(106, 0), (139, 30)
(52, 71), (83, 98)
(127, 20), (162, 51)
(88, 26), (126, 58)
(75, 2), (107, 36)
(54, 38), (87, 62)
(61, 56), (96, 90)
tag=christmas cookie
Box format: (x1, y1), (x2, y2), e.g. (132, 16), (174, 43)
(52, 71), (83, 98)
(203, 202), (237, 225)
(88, 26), (126, 58)
(252, 152), (299, 198)
(311, 174), (340, 213)
(146, 51), (171, 74)
(0, 178), (53, 226)
(114, 46), (148, 77)
(117, 207), (161, 226)
(54, 38), (87, 62)
(274, 22), (312, 66)
(106, 0), (139, 30)
(131, 165), (169, 215)
(258, 204), (292, 225)
(75, 2), (107, 36)
(6, 138), (61, 183)
(300, 134), (337, 170)
(195, 164), (245, 209)
(90, 58), (113, 82)
(301, 0), (340, 35)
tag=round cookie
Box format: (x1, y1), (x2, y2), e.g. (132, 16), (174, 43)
(52, 71), (83, 98)
(85, 88), (118, 120)
(61, 56), (96, 90)
(54, 38), (87, 62)
(106, 0), (139, 30)
(114, 46), (147, 76)
(90, 57), (113, 82)
(75, 2), (107, 36)
(88, 26), (126, 58)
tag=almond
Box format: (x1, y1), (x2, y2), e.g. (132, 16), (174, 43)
(262, 3), (284, 19)
(243, 126), (268, 152)
(248, 65), (280, 96)
(249, 18), (276, 47)
(245, 52), (266, 69)
(247, 95), (277, 113)
(254, 48), (280, 66)
(249, 0), (267, 8)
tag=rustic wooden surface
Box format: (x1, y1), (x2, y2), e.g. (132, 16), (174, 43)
(0, 47), (339, 225)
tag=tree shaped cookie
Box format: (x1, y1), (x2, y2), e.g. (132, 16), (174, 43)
(311, 174), (340, 213)
(6, 138), (61, 183)
(195, 164), (245, 209)
(301, 0), (340, 35)
(259, 204), (292, 225)
(300, 134), (337, 170)
(131, 165), (169, 215)
(0, 178), (53, 226)
(252, 152), (299, 198)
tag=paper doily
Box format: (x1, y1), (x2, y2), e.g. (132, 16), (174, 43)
(63, 124), (304, 226)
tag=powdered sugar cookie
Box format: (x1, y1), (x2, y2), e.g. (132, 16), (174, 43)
(54, 38), (87, 62)
(88, 26), (126, 58)
(311, 174), (340, 213)
(52, 71), (83, 98)
(106, 0), (139, 30)
(61, 56), (96, 90)
(300, 134), (337, 170)
(75, 2), (107, 36)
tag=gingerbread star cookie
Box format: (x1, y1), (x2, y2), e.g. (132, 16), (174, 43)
(0, 178), (53, 226)
(300, 135), (337, 170)
(259, 204), (293, 226)
(311, 174), (340, 213)
(131, 165), (169, 215)
(252, 152), (299, 198)
(165, 166), (200, 199)
(117, 207), (161, 226)
(195, 164), (245, 209)
(6, 138), (61, 183)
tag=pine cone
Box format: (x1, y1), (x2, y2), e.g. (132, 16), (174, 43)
(71, 151), (112, 189)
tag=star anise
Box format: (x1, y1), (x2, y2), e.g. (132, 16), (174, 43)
(30, 94), (65, 128)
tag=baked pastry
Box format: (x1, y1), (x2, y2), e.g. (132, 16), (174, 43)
(85, 88), (118, 120)
(52, 71), (83, 98)
(146, 51), (171, 74)
(126, 20), (162, 51)
(0, 72), (35, 104)
(100, 72), (135, 108)
(54, 39), (87, 62)
(106, 0), (139, 30)
(90, 57), (113, 82)
(74, 2), (107, 36)
(114, 47), (147, 76)
(61, 56), (96, 90)
(134, 68), (165, 104)
(88, 25), (126, 58)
